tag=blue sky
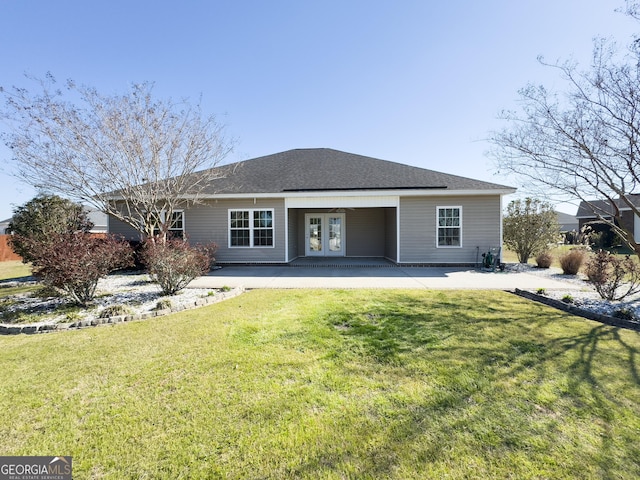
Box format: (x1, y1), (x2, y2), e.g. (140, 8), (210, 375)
(0, 0), (637, 220)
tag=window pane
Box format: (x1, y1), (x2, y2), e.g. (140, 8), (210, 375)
(231, 211), (249, 228)
(439, 228), (460, 246)
(231, 229), (250, 246)
(254, 229), (273, 246)
(254, 210), (273, 228)
(437, 208), (460, 247)
(169, 212), (183, 230)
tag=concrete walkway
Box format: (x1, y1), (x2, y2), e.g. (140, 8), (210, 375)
(189, 265), (583, 290)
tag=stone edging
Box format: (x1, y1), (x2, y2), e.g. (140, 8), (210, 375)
(513, 288), (640, 332)
(0, 286), (245, 335)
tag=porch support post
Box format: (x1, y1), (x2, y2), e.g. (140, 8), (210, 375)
(396, 198), (401, 263)
(284, 198), (289, 263)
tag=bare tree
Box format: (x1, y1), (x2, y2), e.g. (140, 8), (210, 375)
(0, 74), (234, 240)
(489, 4), (640, 258)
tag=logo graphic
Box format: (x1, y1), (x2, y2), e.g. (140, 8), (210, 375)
(0, 456), (72, 480)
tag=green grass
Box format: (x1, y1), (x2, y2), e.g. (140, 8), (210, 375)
(0, 261), (36, 298)
(0, 284), (37, 297)
(1, 289), (639, 479)
(502, 244), (578, 267)
(504, 244), (640, 265)
(0, 260), (32, 281)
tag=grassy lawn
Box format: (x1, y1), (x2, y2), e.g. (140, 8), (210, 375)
(502, 244), (578, 266)
(1, 289), (639, 479)
(503, 244), (640, 270)
(0, 260), (32, 281)
(0, 261), (36, 297)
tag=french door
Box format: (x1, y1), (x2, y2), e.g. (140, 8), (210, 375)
(305, 213), (345, 257)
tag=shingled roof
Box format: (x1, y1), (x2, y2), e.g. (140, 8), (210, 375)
(576, 195), (640, 218)
(200, 148), (513, 195)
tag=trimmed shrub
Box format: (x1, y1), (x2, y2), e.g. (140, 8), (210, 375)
(559, 249), (586, 275)
(26, 233), (134, 306)
(535, 251), (553, 269)
(154, 299), (173, 311)
(141, 239), (216, 295)
(99, 304), (133, 318)
(585, 250), (640, 301)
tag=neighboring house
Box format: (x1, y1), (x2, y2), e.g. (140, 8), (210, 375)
(0, 218), (10, 235)
(555, 211), (579, 233)
(86, 208), (108, 234)
(108, 148), (516, 265)
(576, 196), (640, 241)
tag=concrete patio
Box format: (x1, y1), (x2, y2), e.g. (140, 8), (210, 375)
(189, 261), (584, 291)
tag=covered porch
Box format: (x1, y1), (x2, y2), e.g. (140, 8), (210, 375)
(286, 204), (398, 263)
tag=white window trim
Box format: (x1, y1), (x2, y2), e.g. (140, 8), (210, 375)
(167, 210), (185, 235)
(228, 208), (275, 248)
(436, 206), (463, 248)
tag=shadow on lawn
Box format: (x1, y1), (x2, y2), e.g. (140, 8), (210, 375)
(324, 292), (463, 363)
(291, 292), (640, 478)
(503, 323), (640, 478)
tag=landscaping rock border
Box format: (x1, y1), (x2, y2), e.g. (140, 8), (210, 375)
(513, 288), (640, 332)
(0, 286), (244, 335)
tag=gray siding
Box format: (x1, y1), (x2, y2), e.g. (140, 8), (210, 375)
(188, 198), (286, 263)
(399, 196), (502, 264)
(345, 208), (385, 257)
(108, 199), (287, 263)
(108, 216), (142, 241)
(108, 195), (503, 264)
(295, 209), (310, 252)
(384, 207), (397, 261)
(288, 209), (299, 261)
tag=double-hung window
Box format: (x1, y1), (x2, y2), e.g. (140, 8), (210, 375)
(229, 209), (274, 247)
(144, 210), (185, 239)
(437, 206), (462, 247)
(167, 211), (185, 239)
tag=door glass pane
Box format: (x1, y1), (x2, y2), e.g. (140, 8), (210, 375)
(309, 217), (322, 252)
(328, 217), (341, 252)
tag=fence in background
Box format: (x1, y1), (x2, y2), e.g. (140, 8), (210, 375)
(0, 235), (22, 261)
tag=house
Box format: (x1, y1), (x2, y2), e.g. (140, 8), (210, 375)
(576, 196), (640, 242)
(0, 218), (10, 235)
(108, 148), (516, 265)
(555, 210), (580, 244)
(555, 211), (579, 233)
(86, 208), (108, 234)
